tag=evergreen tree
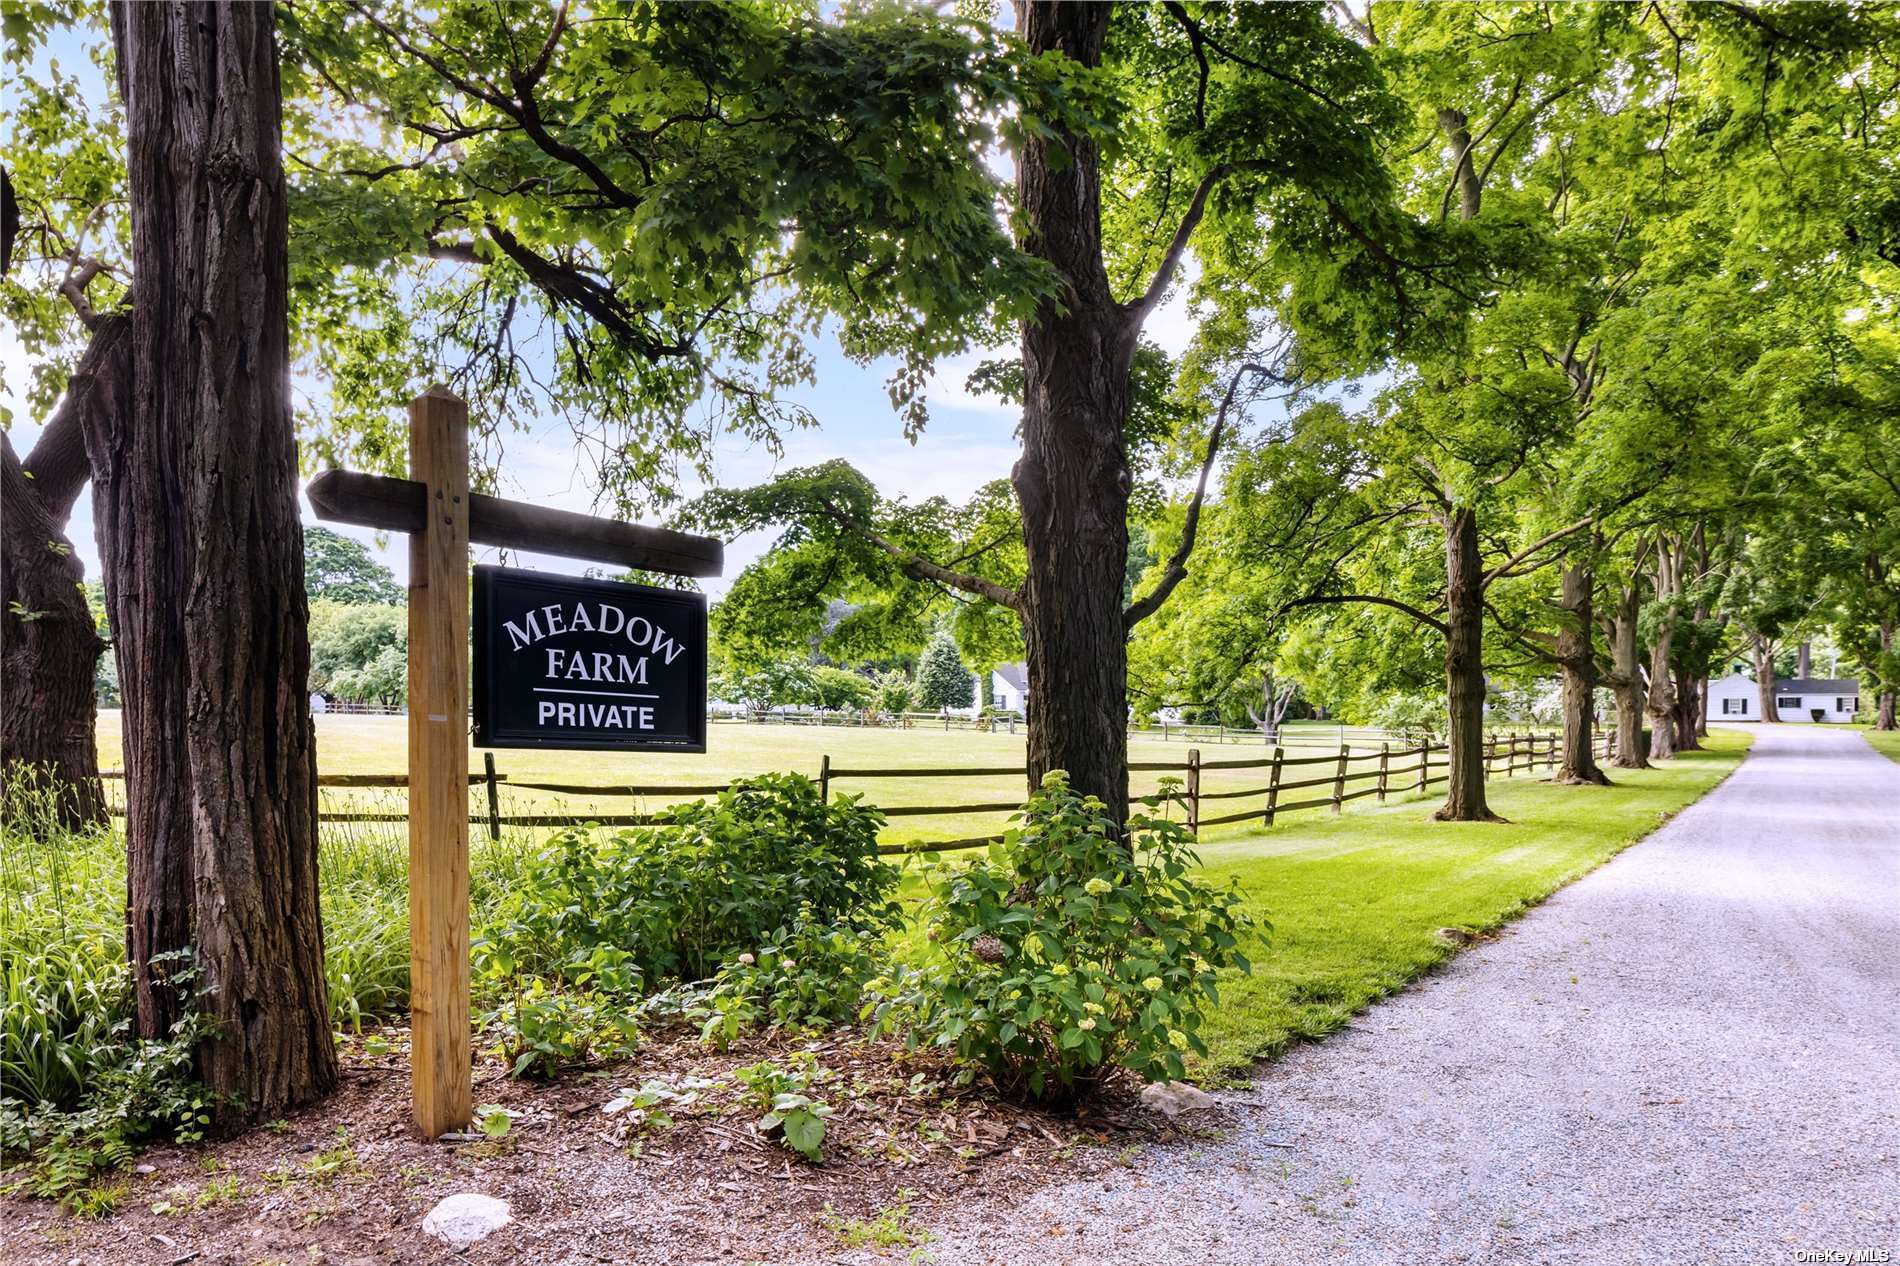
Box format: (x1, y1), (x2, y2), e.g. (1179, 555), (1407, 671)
(915, 633), (974, 710)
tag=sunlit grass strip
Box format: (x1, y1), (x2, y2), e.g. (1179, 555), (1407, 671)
(1187, 730), (1753, 1079)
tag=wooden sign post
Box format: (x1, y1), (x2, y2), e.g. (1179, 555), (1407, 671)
(308, 387), (722, 1138)
(406, 388), (472, 1138)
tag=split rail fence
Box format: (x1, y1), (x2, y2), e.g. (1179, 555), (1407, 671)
(101, 730), (1618, 856)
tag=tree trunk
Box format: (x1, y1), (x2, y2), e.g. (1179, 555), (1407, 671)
(1603, 577), (1650, 769)
(1434, 508), (1500, 821)
(1696, 676), (1710, 738)
(1012, 2), (1131, 823)
(1, 436), (107, 826)
(1554, 564), (1609, 785)
(1879, 621), (1896, 731)
(104, 0), (335, 1123)
(1672, 669), (1701, 752)
(0, 319), (128, 828)
(1751, 634), (1780, 723)
(1646, 638), (1677, 759)
(1645, 544), (1680, 761)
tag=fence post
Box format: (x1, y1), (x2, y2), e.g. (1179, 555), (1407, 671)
(819, 753), (831, 805)
(1377, 741), (1390, 803)
(483, 752), (501, 842)
(1418, 740), (1429, 793)
(1484, 735), (1494, 781)
(1331, 743), (1349, 814)
(1186, 748), (1201, 837)
(1264, 745), (1284, 828)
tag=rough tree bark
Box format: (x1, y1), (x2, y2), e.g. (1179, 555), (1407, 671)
(0, 317), (127, 827)
(101, 0), (335, 1121)
(1879, 621), (1896, 731)
(1435, 508), (1499, 821)
(1644, 541), (1681, 761)
(1554, 564), (1609, 785)
(1672, 666), (1702, 752)
(1012, 2), (1132, 822)
(1750, 633), (1780, 724)
(1602, 573), (1650, 769)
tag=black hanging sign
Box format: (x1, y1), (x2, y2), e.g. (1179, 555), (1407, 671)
(472, 565), (707, 752)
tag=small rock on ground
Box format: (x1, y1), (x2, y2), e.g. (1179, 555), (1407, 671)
(422, 1192), (512, 1247)
(1139, 1081), (1216, 1118)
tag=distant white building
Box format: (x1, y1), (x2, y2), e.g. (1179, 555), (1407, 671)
(1706, 669), (1860, 722)
(989, 663), (1029, 714)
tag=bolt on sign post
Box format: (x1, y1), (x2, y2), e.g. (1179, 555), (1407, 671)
(308, 387), (722, 1138)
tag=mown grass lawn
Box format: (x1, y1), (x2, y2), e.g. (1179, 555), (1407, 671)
(1858, 726), (1900, 764)
(73, 712), (1746, 1087)
(92, 711), (1455, 846)
(1185, 729), (1752, 1079)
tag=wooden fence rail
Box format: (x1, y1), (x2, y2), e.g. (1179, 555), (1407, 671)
(100, 728), (1613, 853)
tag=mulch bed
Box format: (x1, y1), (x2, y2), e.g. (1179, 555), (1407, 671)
(2, 1024), (1225, 1266)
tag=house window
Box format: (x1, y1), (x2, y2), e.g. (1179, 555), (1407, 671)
(1838, 697), (1859, 713)
(1776, 697), (1802, 710)
(1721, 698), (1748, 715)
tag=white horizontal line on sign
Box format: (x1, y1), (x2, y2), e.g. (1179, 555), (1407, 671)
(532, 686), (661, 700)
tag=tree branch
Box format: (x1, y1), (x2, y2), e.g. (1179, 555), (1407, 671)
(1124, 360), (1284, 629)
(20, 311), (133, 528)
(1280, 592), (1450, 636)
(1126, 162), (1229, 327)
(1480, 514), (1598, 587)
(814, 498), (1023, 612)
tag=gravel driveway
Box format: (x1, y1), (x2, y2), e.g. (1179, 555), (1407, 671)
(885, 725), (1900, 1265)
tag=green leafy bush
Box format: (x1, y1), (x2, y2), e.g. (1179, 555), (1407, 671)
(704, 909), (884, 1034)
(809, 665), (876, 711)
(1367, 693), (1446, 745)
(733, 1052), (833, 1161)
(873, 669), (914, 716)
(476, 774), (898, 988)
(878, 771), (1258, 1101)
(472, 943), (643, 1079)
(0, 952), (220, 1210)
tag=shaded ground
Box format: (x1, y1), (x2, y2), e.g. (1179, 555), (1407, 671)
(884, 724), (1900, 1264)
(2, 1029), (1194, 1265)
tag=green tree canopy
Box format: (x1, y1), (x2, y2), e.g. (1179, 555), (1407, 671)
(914, 630), (974, 711)
(303, 526), (401, 605)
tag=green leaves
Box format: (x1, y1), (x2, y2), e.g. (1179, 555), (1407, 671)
(884, 771), (1259, 1101)
(733, 1052), (833, 1162)
(269, 0), (1071, 507)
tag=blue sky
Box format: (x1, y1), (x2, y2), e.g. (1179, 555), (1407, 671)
(4, 18), (1200, 599)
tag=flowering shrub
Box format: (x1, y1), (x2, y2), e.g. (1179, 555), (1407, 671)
(704, 909), (884, 1035)
(876, 771), (1258, 1101)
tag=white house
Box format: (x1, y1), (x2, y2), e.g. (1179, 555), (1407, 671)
(988, 663), (1029, 714)
(1706, 669), (1861, 722)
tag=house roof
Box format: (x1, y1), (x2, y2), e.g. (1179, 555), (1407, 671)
(993, 662), (1028, 693)
(1773, 678), (1861, 694)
